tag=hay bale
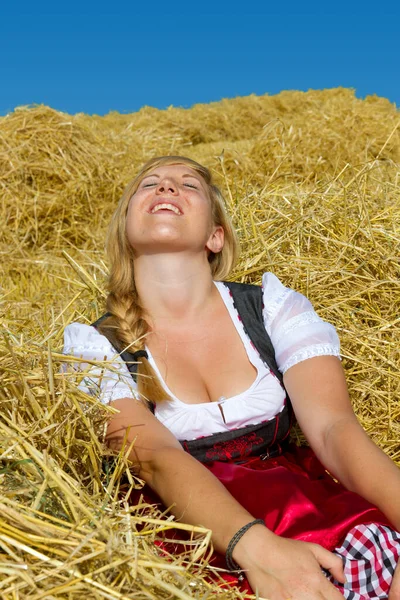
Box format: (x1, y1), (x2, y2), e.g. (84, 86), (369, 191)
(1, 88), (399, 597)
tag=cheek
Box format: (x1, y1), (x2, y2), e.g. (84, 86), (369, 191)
(202, 205), (216, 233)
(125, 202), (133, 230)
(125, 202), (141, 243)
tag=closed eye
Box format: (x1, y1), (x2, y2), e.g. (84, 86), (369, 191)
(142, 182), (198, 189)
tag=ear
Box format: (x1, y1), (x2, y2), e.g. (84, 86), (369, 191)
(206, 225), (225, 254)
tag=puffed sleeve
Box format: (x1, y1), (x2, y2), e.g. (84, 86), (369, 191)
(262, 273), (341, 374)
(62, 322), (139, 405)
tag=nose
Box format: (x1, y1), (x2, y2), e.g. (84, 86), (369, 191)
(156, 177), (178, 195)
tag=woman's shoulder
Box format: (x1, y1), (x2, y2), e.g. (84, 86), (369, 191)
(261, 272), (293, 298)
(63, 321), (118, 360)
(260, 272), (298, 322)
(62, 321), (139, 404)
(259, 272), (340, 372)
(219, 272), (306, 326)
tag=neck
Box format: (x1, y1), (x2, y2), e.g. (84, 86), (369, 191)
(133, 252), (217, 326)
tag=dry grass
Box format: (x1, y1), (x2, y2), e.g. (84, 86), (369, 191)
(1, 87), (399, 598)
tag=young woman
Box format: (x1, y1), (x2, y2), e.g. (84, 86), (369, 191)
(63, 156), (400, 599)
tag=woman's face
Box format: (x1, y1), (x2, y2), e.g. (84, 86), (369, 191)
(126, 164), (224, 257)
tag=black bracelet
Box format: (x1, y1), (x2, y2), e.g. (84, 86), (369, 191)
(225, 518), (265, 574)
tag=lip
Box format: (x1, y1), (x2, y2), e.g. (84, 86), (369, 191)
(148, 198), (184, 215)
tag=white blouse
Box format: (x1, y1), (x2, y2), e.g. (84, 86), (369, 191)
(62, 272), (340, 440)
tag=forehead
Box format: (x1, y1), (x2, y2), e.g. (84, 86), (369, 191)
(142, 164), (203, 180)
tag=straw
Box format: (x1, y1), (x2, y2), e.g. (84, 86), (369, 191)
(1, 87), (399, 598)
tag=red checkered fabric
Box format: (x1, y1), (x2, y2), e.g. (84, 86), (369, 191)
(329, 524), (400, 599)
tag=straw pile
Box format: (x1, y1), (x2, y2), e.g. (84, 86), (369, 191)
(1, 87), (399, 598)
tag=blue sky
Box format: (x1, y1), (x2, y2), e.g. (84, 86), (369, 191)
(1, 0), (399, 116)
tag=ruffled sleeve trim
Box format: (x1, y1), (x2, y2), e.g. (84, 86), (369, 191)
(62, 322), (139, 405)
(281, 344), (341, 374)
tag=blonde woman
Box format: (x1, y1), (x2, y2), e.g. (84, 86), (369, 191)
(64, 156), (400, 600)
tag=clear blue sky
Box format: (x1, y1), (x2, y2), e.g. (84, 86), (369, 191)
(1, 0), (399, 116)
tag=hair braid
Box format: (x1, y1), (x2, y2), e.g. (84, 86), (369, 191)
(98, 291), (168, 407)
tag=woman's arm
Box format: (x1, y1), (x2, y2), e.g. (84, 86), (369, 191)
(107, 397), (259, 552)
(283, 355), (400, 529)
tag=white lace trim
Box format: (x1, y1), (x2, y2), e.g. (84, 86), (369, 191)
(79, 369), (140, 404)
(100, 386), (141, 405)
(277, 310), (323, 341)
(63, 344), (118, 355)
(281, 344), (341, 374)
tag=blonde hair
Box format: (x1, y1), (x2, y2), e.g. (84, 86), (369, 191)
(98, 156), (239, 406)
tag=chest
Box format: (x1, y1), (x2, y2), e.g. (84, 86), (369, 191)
(146, 306), (258, 404)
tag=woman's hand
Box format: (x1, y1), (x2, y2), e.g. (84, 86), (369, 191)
(234, 525), (345, 600)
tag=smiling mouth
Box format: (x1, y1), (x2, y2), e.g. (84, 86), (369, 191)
(150, 203), (182, 215)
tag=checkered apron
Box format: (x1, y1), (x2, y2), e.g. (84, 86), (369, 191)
(329, 524), (400, 599)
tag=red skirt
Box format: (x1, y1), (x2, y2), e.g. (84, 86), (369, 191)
(132, 443), (393, 594)
(207, 443), (391, 551)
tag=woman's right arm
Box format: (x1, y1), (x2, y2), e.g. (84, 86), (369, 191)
(107, 397), (345, 600)
(106, 397), (256, 551)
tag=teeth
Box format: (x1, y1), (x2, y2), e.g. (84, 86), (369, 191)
(151, 203), (181, 215)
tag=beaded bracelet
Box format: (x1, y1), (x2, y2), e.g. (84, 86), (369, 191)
(225, 518), (265, 576)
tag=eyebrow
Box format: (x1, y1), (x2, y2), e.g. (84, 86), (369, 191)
(141, 173), (203, 184)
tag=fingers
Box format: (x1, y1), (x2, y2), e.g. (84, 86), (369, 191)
(389, 560), (400, 600)
(311, 544), (346, 584)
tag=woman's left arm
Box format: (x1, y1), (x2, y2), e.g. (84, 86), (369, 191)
(283, 355), (400, 530)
